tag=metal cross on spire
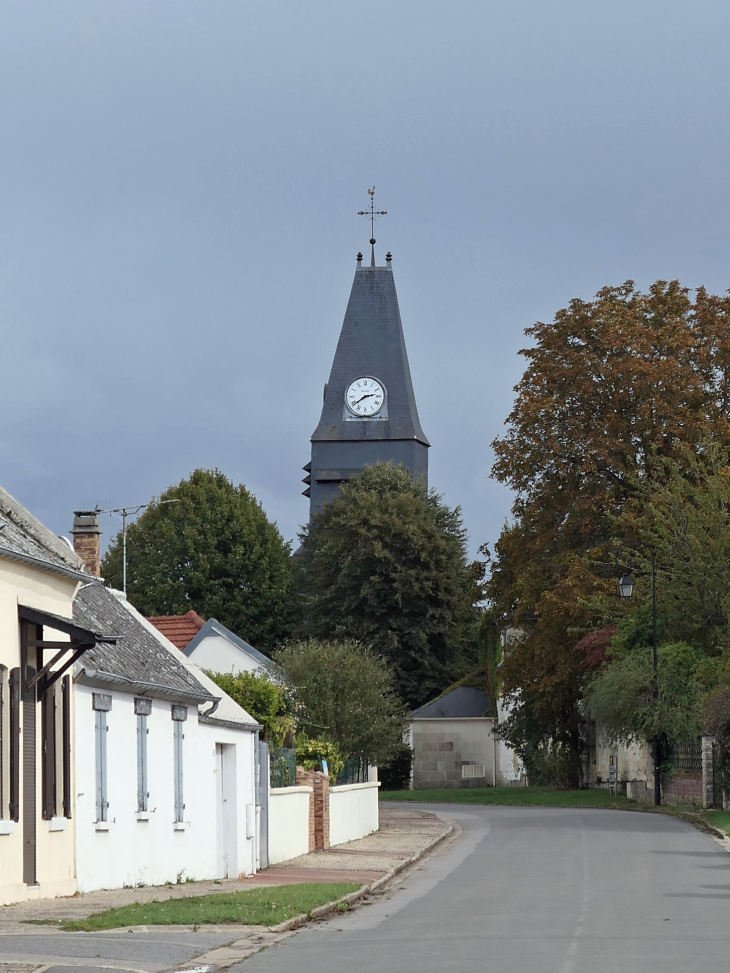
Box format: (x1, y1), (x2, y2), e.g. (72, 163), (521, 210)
(358, 186), (387, 265)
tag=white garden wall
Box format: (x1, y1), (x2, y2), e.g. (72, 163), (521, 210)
(74, 685), (257, 892)
(329, 781), (379, 846)
(268, 786), (312, 864)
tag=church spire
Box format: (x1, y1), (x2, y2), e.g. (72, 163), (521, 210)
(306, 227), (429, 515)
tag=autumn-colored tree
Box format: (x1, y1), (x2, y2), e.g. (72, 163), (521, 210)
(489, 281), (730, 784)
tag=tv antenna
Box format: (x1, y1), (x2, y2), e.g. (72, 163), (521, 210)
(96, 498), (180, 595)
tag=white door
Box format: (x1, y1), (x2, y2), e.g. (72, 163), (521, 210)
(215, 744), (238, 878)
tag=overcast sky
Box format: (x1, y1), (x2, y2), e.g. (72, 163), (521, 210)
(2, 1), (730, 560)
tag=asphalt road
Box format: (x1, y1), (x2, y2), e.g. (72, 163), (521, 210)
(235, 804), (730, 973)
(0, 926), (236, 971)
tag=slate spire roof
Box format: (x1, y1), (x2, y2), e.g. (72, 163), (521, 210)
(311, 257), (429, 447)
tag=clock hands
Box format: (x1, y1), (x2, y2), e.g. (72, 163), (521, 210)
(353, 391), (378, 404)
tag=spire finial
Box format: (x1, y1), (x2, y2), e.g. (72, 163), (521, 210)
(357, 186), (387, 266)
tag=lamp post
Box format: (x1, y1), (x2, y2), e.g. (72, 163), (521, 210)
(618, 552), (661, 807)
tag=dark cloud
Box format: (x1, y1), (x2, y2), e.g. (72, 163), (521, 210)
(1, 0), (728, 558)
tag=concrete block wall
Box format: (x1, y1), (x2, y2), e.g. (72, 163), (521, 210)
(411, 719), (495, 789)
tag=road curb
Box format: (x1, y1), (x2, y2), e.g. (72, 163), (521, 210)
(267, 819), (455, 933)
(383, 797), (730, 845)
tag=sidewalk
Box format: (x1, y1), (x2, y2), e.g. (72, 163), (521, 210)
(0, 806), (453, 972)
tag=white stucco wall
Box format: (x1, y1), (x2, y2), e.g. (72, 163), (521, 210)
(0, 558), (79, 905)
(74, 684), (257, 891)
(329, 781), (380, 846)
(187, 634), (261, 676)
(496, 697), (526, 784)
(268, 786), (312, 864)
(595, 728), (652, 790)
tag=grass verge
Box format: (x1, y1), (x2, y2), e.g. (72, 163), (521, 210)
(380, 786), (636, 808)
(705, 809), (730, 836)
(53, 882), (361, 931)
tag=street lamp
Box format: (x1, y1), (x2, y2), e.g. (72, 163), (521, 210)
(618, 553), (661, 807)
(618, 574), (634, 599)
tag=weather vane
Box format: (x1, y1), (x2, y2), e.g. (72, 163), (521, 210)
(358, 187), (387, 265)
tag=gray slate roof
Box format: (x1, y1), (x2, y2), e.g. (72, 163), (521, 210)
(74, 583), (216, 704)
(184, 617), (273, 670)
(413, 686), (491, 719)
(311, 262), (429, 446)
(0, 485), (89, 581)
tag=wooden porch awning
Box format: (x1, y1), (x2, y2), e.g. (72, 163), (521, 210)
(18, 604), (118, 698)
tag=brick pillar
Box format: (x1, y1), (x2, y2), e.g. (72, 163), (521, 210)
(296, 767), (316, 852)
(312, 771), (330, 850)
(702, 735), (717, 809)
(71, 510), (102, 576)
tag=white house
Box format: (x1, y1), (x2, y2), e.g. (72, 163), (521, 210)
(72, 581), (261, 891)
(148, 612), (273, 676)
(0, 490), (117, 904)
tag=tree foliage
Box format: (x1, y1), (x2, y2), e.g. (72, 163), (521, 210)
(101, 469), (293, 651)
(294, 738), (344, 784)
(581, 446), (730, 763)
(585, 642), (710, 746)
(488, 281), (730, 782)
(205, 669), (294, 746)
(295, 463), (483, 707)
(275, 638), (407, 767)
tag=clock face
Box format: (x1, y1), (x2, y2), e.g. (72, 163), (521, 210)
(345, 377), (385, 417)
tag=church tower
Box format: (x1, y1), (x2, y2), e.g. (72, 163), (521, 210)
(303, 200), (429, 515)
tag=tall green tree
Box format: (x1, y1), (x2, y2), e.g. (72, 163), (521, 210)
(488, 281), (730, 783)
(276, 638), (407, 767)
(583, 444), (730, 749)
(295, 463), (482, 707)
(101, 469), (293, 651)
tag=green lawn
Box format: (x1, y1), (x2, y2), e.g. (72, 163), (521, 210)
(705, 809), (730, 836)
(55, 882), (360, 931)
(380, 786), (635, 807)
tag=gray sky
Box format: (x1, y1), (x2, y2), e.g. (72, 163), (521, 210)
(2, 1), (730, 560)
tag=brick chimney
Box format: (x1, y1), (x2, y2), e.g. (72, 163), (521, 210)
(71, 510), (102, 576)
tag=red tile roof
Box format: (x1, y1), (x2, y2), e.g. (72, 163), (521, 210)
(147, 610), (206, 650)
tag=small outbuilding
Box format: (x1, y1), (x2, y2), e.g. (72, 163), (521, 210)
(411, 685), (497, 789)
